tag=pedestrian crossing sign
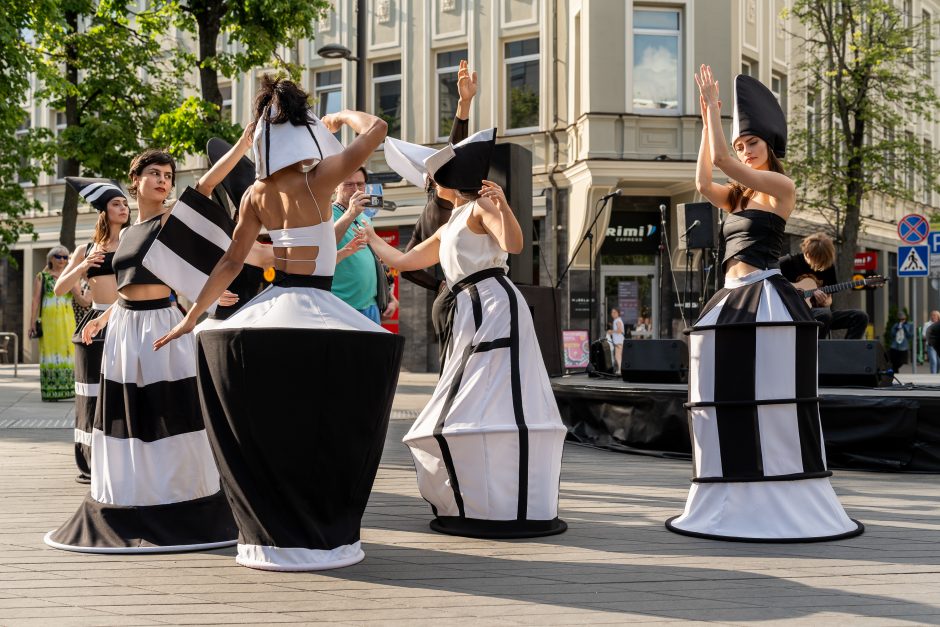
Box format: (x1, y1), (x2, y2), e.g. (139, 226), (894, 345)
(897, 245), (929, 277)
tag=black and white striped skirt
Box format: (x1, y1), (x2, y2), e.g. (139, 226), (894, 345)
(196, 276), (404, 571)
(666, 269), (863, 541)
(405, 268), (568, 538)
(71, 302), (109, 478)
(45, 298), (237, 553)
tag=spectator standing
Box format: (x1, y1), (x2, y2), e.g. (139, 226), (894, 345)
(608, 307), (625, 369)
(889, 311), (914, 374)
(29, 246), (81, 401)
(924, 310), (940, 374)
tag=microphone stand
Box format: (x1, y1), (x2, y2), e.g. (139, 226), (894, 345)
(556, 193), (618, 342)
(680, 221), (700, 324)
(657, 204), (667, 339)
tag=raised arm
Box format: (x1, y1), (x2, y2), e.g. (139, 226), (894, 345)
(314, 110), (388, 193)
(153, 192), (263, 350)
(194, 123), (255, 199)
(362, 222), (442, 272)
(694, 94), (732, 211)
(476, 181), (523, 254)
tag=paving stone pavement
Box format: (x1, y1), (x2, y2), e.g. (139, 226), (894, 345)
(1, 364), (940, 625)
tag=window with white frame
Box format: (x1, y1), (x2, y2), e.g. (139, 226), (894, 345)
(436, 49), (467, 139)
(805, 91), (820, 158)
(741, 58), (758, 78)
(220, 83), (232, 121)
(771, 73), (787, 111)
(925, 139), (934, 205)
(55, 111), (67, 181)
(904, 0), (914, 66)
(905, 131), (916, 193)
(15, 115), (30, 185)
(372, 59), (401, 139)
(924, 10), (932, 79)
(884, 124), (895, 186)
(314, 69), (342, 140)
(505, 38), (539, 131)
(633, 8), (681, 113)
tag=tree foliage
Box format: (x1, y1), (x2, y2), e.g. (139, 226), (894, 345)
(785, 0), (940, 292)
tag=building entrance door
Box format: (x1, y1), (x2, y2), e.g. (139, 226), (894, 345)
(600, 265), (659, 339)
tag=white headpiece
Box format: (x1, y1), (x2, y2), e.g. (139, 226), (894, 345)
(252, 105), (345, 179)
(383, 128), (497, 191)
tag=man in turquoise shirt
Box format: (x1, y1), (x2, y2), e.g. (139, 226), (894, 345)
(332, 166), (382, 322)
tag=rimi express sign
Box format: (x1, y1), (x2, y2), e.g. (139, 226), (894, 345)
(600, 210), (660, 255)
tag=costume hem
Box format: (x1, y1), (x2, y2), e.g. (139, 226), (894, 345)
(665, 516), (864, 543)
(429, 516), (567, 539)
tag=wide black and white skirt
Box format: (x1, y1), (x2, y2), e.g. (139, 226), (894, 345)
(197, 275), (404, 571)
(45, 298), (238, 553)
(666, 269), (863, 542)
(406, 268), (567, 538)
(72, 302), (110, 479)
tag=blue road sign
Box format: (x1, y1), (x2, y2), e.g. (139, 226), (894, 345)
(929, 231), (940, 255)
(898, 214), (930, 244)
(897, 245), (929, 277)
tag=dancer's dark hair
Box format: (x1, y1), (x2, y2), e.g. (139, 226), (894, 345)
(727, 144), (786, 212)
(128, 149), (176, 199)
(253, 74), (312, 126)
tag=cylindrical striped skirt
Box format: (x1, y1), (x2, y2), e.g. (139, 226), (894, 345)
(71, 302), (110, 480)
(666, 269), (863, 541)
(197, 277), (405, 571)
(405, 268), (568, 539)
(45, 297), (238, 553)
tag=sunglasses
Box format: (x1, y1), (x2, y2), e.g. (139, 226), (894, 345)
(53, 254), (69, 260)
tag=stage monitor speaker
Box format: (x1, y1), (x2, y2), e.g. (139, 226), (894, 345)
(488, 143), (533, 284)
(621, 339), (689, 383)
(818, 340), (893, 387)
(676, 202), (718, 250)
(516, 285), (563, 377)
(589, 340), (615, 375)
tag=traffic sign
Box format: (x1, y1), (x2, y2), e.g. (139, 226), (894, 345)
(898, 213), (929, 244)
(929, 231), (940, 255)
(897, 245), (929, 277)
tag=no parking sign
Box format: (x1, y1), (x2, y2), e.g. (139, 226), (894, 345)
(898, 213), (929, 244)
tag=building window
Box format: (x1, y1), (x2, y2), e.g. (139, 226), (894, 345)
(924, 10), (932, 79)
(905, 131), (916, 194)
(833, 118), (844, 167)
(436, 49), (467, 139)
(372, 59), (402, 139)
(314, 69), (343, 139)
(633, 8), (682, 113)
(884, 124), (895, 186)
(220, 83), (232, 121)
(904, 0), (914, 66)
(505, 38), (539, 131)
(15, 115), (30, 185)
(805, 91), (820, 158)
(925, 139), (934, 206)
(55, 111), (67, 181)
(741, 58), (758, 78)
(771, 73), (787, 111)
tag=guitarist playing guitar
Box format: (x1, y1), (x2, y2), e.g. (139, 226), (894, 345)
(779, 232), (875, 339)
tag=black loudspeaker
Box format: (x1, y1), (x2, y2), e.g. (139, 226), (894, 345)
(818, 340), (893, 387)
(488, 143), (533, 284)
(516, 285), (563, 377)
(676, 202), (718, 250)
(621, 339), (689, 383)
(589, 340), (615, 375)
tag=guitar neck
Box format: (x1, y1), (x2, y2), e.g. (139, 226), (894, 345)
(819, 280), (865, 295)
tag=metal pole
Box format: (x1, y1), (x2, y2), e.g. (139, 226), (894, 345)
(912, 279), (918, 374)
(355, 0), (367, 111)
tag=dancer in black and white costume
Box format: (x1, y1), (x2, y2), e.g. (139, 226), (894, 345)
(54, 178), (129, 484)
(45, 150), (238, 553)
(155, 77), (403, 571)
(367, 129), (567, 538)
(665, 67), (862, 541)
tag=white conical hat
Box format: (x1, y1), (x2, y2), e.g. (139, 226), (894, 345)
(383, 128), (497, 192)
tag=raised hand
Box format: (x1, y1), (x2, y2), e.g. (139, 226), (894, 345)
(695, 64), (721, 107)
(320, 112), (344, 133)
(480, 180), (509, 211)
(457, 60), (478, 103)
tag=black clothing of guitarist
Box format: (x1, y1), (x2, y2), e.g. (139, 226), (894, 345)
(779, 250), (869, 339)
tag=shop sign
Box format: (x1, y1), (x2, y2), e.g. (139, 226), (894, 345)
(600, 210), (660, 255)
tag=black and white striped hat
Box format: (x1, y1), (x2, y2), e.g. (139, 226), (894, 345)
(65, 177), (127, 212)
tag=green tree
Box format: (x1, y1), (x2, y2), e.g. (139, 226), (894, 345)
(786, 0), (940, 298)
(31, 0), (182, 250)
(149, 0), (331, 157)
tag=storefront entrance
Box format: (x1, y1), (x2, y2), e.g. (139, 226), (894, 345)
(600, 264), (659, 339)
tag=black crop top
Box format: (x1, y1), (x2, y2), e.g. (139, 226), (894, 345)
(83, 243), (115, 279)
(113, 215), (166, 290)
(721, 209), (786, 271)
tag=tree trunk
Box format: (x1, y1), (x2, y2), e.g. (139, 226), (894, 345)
(195, 3), (223, 117)
(834, 156), (865, 311)
(58, 10), (80, 251)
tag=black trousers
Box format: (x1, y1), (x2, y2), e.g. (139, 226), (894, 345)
(811, 308), (868, 339)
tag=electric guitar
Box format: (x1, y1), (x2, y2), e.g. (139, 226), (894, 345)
(792, 275), (886, 307)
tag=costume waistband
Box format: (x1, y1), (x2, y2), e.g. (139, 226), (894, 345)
(272, 271), (333, 290)
(118, 297), (172, 310)
(91, 302), (110, 311)
(451, 268), (506, 295)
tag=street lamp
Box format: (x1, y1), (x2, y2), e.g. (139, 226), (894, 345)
(315, 0), (367, 112)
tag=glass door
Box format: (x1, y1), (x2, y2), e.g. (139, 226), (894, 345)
(600, 265), (659, 340)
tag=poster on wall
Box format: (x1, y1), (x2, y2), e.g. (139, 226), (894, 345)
(562, 329), (590, 369)
(375, 229), (400, 334)
(617, 281), (639, 325)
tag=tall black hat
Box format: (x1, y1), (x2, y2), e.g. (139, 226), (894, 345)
(384, 128), (498, 194)
(64, 177), (126, 212)
(731, 75), (787, 158)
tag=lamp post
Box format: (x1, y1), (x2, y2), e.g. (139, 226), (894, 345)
(315, 0), (366, 112)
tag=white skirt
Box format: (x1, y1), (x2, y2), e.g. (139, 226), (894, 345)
(666, 269), (863, 541)
(405, 268), (567, 538)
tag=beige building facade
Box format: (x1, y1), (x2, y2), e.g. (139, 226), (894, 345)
(6, 0), (939, 369)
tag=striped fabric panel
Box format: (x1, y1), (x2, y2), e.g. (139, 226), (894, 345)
(96, 377), (204, 442)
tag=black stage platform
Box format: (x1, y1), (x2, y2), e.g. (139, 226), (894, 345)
(552, 373), (940, 473)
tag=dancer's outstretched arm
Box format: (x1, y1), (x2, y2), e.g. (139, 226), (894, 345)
(360, 223), (442, 272)
(195, 123), (255, 199)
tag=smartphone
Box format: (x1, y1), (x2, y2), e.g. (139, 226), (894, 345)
(363, 183), (383, 219)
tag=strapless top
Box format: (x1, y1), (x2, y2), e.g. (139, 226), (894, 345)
(268, 222), (336, 276)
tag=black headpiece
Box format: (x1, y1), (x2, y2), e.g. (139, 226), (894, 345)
(65, 177), (126, 212)
(731, 74), (787, 158)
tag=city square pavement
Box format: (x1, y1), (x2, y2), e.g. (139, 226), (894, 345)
(1, 363), (939, 626)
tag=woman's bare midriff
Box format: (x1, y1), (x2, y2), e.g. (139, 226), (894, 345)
(118, 284), (172, 301)
(86, 276), (119, 305)
(724, 258), (762, 280)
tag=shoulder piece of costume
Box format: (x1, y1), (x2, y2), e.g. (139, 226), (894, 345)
(731, 74), (787, 158)
(252, 106), (344, 180)
(384, 128), (497, 193)
(207, 137), (256, 209)
(65, 176), (126, 212)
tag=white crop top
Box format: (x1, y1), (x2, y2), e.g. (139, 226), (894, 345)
(439, 200), (508, 286)
(268, 221), (336, 276)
